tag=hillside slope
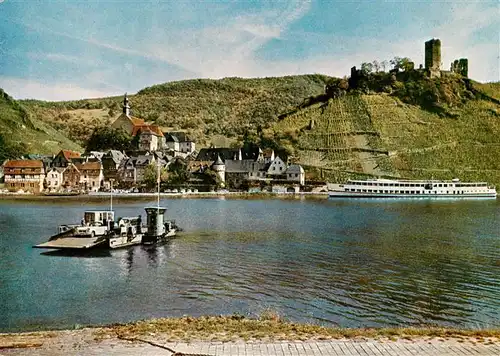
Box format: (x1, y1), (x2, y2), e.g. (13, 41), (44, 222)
(0, 89), (81, 160)
(16, 75), (500, 187)
(273, 82), (500, 185)
(22, 75), (330, 146)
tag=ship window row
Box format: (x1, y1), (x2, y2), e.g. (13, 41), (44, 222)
(351, 181), (487, 188)
(346, 188), (480, 194)
(351, 182), (432, 187)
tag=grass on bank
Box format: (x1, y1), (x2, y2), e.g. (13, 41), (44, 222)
(1, 315), (498, 349)
(94, 315), (500, 342)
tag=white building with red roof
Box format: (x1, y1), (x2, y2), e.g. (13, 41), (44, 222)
(111, 94), (165, 151)
(3, 160), (46, 194)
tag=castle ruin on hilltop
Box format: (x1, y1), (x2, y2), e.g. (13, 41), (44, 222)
(425, 38), (468, 78)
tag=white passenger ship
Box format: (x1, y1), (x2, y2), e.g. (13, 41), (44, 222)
(328, 178), (497, 198)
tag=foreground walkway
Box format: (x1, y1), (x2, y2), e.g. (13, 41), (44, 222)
(2, 335), (499, 356)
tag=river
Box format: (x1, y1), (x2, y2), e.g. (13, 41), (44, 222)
(0, 196), (499, 332)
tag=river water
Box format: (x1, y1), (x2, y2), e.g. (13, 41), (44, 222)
(0, 197), (499, 332)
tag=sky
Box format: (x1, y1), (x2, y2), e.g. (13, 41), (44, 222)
(0, 0), (498, 101)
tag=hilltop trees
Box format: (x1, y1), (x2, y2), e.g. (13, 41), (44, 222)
(360, 62), (374, 75)
(360, 57), (413, 75)
(390, 57), (414, 72)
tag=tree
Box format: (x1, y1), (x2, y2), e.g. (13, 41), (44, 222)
(390, 57), (413, 72)
(143, 162), (168, 189)
(200, 169), (222, 188)
(372, 60), (380, 73)
(381, 60), (389, 72)
(85, 127), (132, 152)
(360, 62), (373, 75)
(167, 158), (191, 185)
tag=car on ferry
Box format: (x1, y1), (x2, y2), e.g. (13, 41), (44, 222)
(73, 211), (115, 237)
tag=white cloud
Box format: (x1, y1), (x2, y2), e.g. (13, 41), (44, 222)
(0, 76), (117, 101)
(6, 0), (497, 103)
(22, 1), (312, 80)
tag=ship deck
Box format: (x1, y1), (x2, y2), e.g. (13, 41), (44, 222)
(33, 237), (106, 249)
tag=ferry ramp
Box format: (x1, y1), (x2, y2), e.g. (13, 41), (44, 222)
(33, 237), (105, 249)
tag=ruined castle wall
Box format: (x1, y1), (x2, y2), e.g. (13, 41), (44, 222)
(425, 39), (441, 78)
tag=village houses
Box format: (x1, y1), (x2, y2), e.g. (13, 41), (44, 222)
(3, 160), (46, 194)
(1, 93), (307, 194)
(194, 146), (305, 191)
(164, 132), (196, 154)
(77, 161), (104, 192)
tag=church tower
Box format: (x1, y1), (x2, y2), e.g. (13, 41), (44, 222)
(122, 93), (131, 116)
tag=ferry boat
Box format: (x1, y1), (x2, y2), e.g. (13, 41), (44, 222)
(141, 207), (178, 245)
(34, 211), (114, 250)
(34, 163), (180, 250)
(328, 178), (497, 198)
(107, 212), (178, 248)
(107, 216), (145, 249)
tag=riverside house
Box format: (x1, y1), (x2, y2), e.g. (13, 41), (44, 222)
(61, 163), (81, 192)
(51, 150), (82, 168)
(45, 167), (65, 192)
(3, 160), (45, 194)
(118, 154), (157, 185)
(285, 164), (305, 186)
(77, 161), (104, 192)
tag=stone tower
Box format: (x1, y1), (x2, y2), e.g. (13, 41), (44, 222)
(425, 39), (441, 78)
(211, 155), (225, 186)
(122, 93), (130, 116)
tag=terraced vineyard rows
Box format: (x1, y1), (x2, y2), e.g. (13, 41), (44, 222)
(276, 95), (396, 180)
(365, 95), (500, 185)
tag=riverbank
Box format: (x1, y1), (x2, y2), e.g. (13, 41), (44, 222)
(1, 317), (498, 355)
(0, 191), (330, 201)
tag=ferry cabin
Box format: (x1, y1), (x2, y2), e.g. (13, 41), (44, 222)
(332, 179), (496, 198)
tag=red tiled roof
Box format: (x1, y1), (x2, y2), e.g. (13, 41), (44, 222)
(4, 160), (43, 168)
(61, 150), (81, 160)
(132, 124), (163, 137)
(131, 124), (150, 136)
(130, 117), (145, 125)
(149, 125), (164, 137)
(76, 162), (102, 170)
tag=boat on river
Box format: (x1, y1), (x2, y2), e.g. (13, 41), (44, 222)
(328, 178), (497, 198)
(107, 216), (145, 249)
(35, 163), (180, 250)
(34, 208), (179, 250)
(107, 212), (178, 248)
(34, 211), (114, 250)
